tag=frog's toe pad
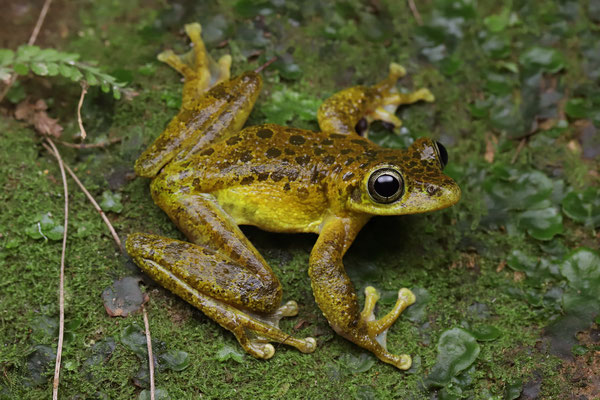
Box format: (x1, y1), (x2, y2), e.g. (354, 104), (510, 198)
(299, 337), (317, 353)
(278, 300), (299, 317)
(250, 342), (275, 359)
(398, 288), (416, 305)
(396, 354), (412, 370)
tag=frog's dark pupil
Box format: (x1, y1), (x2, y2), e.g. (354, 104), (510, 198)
(436, 141), (448, 169)
(374, 174), (400, 198)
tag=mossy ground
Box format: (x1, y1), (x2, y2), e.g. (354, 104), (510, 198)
(1, 1), (599, 399)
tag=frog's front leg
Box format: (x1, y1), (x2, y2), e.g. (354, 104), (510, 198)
(317, 63), (434, 136)
(309, 216), (415, 370)
(126, 188), (316, 359)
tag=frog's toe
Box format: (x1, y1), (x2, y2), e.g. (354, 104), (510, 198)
(246, 342), (275, 359)
(299, 337), (317, 353)
(277, 300), (299, 317)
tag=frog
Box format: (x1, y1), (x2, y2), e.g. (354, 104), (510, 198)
(126, 23), (461, 370)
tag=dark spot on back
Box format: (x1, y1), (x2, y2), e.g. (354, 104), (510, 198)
(351, 138), (368, 147)
(193, 178), (200, 187)
(295, 155), (311, 166)
(226, 135), (241, 146)
(323, 155), (335, 165)
(342, 172), (354, 181)
(239, 151), (253, 163)
(256, 128), (274, 139)
(284, 148), (296, 155)
(283, 182), (291, 191)
(266, 148), (282, 158)
(332, 165), (342, 173)
(314, 148), (326, 156)
(240, 176), (254, 185)
(289, 135), (306, 145)
(321, 139), (334, 146)
(257, 172), (270, 181)
(345, 157), (355, 166)
(340, 149), (352, 155)
(271, 170), (284, 182)
(365, 150), (378, 159)
(200, 147), (214, 156)
(330, 134), (346, 139)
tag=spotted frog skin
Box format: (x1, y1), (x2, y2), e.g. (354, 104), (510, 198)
(126, 23), (461, 370)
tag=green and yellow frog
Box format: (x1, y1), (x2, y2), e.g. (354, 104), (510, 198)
(126, 23), (460, 370)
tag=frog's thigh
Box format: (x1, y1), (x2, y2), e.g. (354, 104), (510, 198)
(126, 233), (316, 358)
(127, 233), (278, 312)
(151, 186), (282, 313)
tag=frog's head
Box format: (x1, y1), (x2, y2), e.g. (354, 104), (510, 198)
(347, 138), (461, 216)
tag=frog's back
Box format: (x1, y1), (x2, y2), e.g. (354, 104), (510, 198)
(155, 124), (387, 233)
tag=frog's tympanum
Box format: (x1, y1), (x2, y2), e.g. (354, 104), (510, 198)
(126, 23), (460, 370)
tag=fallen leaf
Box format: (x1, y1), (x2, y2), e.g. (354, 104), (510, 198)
(14, 98), (63, 138)
(102, 276), (149, 317)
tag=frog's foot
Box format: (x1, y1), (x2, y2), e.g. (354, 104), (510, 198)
(365, 63), (435, 131)
(359, 286), (416, 370)
(158, 22), (231, 97)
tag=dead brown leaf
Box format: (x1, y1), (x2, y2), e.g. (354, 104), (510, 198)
(14, 98), (63, 138)
(484, 132), (497, 163)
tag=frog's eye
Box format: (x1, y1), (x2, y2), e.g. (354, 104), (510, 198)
(435, 141), (448, 169)
(368, 168), (404, 204)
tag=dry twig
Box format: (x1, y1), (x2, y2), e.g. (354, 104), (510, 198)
(511, 138), (527, 164)
(46, 138), (68, 400)
(58, 137), (122, 149)
(143, 305), (156, 400)
(41, 142), (123, 252)
(408, 0), (423, 26)
(77, 82), (89, 140)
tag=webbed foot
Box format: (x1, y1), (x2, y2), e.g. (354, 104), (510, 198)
(157, 23), (231, 98)
(359, 286), (416, 370)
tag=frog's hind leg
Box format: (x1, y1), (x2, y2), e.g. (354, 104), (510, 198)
(158, 23), (232, 105)
(317, 63), (434, 136)
(134, 23), (262, 179)
(126, 187), (317, 359)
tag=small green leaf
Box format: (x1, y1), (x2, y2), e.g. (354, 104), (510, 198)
(484, 8), (511, 32)
(338, 353), (375, 374)
(504, 381), (522, 400)
(14, 63), (29, 75)
(518, 206), (563, 241)
(16, 45), (41, 61)
(0, 49), (14, 66)
(84, 69), (99, 85)
(25, 213), (64, 241)
(565, 98), (589, 119)
(46, 62), (59, 76)
(121, 324), (148, 358)
(112, 87), (122, 100)
(160, 350), (190, 372)
(31, 62), (49, 76)
(519, 46), (566, 74)
(469, 325), (501, 341)
(424, 328), (480, 388)
(138, 388), (170, 400)
(572, 344), (588, 356)
(560, 248), (600, 293)
(562, 188), (600, 228)
(69, 67), (83, 82)
(261, 88), (320, 125)
(215, 344), (244, 363)
(100, 191), (123, 213)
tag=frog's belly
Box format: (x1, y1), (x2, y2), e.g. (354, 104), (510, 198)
(213, 185), (326, 234)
